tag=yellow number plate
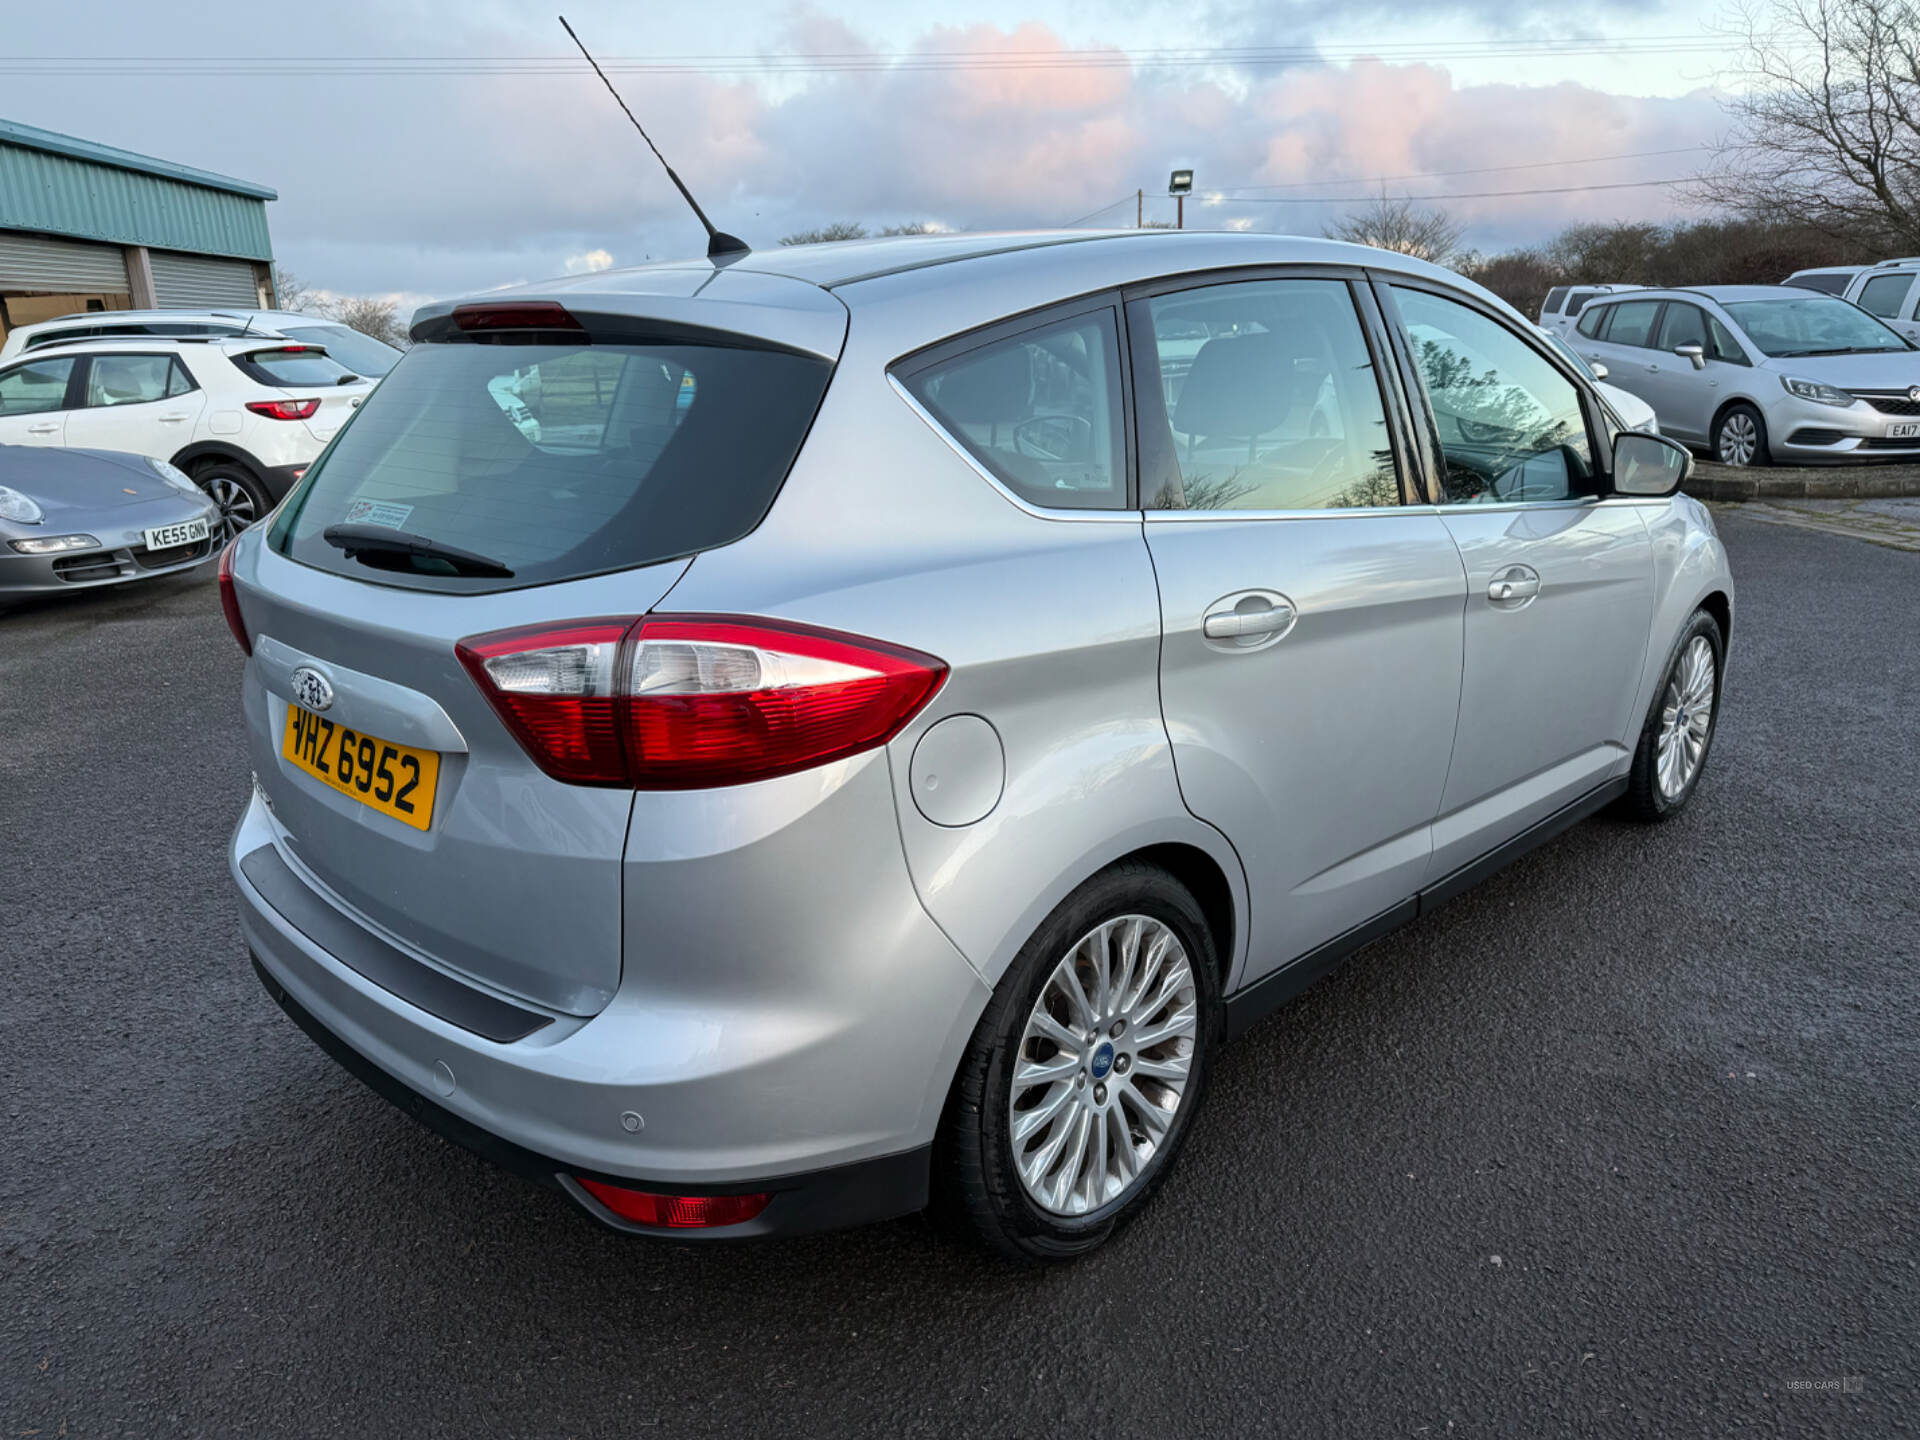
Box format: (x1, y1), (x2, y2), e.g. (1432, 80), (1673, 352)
(282, 702), (440, 831)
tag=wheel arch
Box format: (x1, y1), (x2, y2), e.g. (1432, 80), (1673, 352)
(1699, 588), (1732, 649)
(170, 440), (265, 478)
(1110, 842), (1239, 993)
(1708, 395), (1765, 443)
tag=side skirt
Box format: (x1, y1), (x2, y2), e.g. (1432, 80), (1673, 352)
(1224, 776), (1628, 1041)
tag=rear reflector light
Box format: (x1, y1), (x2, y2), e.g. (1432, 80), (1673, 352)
(452, 302), (582, 332)
(246, 398), (320, 421)
(576, 1178), (771, 1229)
(218, 542), (251, 656)
(456, 614), (947, 789)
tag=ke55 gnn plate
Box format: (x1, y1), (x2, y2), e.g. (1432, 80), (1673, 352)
(143, 517), (209, 550)
(282, 702), (439, 831)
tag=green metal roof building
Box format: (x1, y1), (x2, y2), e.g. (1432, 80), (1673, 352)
(0, 118), (278, 342)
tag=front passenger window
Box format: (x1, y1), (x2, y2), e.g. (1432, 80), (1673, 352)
(0, 357), (76, 416)
(1392, 286), (1594, 505)
(1656, 303), (1708, 354)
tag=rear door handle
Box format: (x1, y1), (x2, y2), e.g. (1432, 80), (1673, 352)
(27, 422), (60, 435)
(1203, 596), (1296, 641)
(1488, 566), (1541, 605)
(158, 412), (189, 423)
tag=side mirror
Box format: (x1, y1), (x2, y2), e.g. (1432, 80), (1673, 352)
(1611, 430), (1693, 498)
(1588, 360), (1610, 380)
(1674, 342), (1706, 370)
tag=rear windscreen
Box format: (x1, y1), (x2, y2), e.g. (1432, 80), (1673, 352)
(270, 336), (833, 592)
(233, 348), (361, 387)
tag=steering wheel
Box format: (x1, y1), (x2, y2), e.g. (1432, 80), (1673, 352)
(1013, 413), (1094, 462)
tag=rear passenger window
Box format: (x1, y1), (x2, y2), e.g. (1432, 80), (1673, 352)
(1603, 301), (1664, 348)
(1136, 278), (1400, 510)
(903, 309), (1125, 510)
(84, 354), (174, 407)
(0, 357), (76, 415)
(1392, 286), (1593, 505)
(1856, 273), (1914, 318)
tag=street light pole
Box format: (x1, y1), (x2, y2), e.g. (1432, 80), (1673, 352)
(1168, 168), (1193, 231)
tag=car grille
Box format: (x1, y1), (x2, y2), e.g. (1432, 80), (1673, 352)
(1850, 390), (1920, 416)
(52, 550), (136, 583)
(133, 536), (213, 570)
(1859, 436), (1920, 450)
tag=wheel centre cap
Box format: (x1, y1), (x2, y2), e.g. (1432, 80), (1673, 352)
(1089, 1042), (1115, 1081)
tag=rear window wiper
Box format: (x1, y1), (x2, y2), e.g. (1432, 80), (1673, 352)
(322, 523), (514, 577)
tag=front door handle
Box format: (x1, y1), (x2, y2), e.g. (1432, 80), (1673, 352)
(158, 412), (189, 423)
(1488, 565), (1541, 606)
(1203, 596), (1296, 641)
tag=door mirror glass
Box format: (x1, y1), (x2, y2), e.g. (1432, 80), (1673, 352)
(1611, 430), (1692, 497)
(1588, 360), (1609, 380)
(1674, 342), (1706, 370)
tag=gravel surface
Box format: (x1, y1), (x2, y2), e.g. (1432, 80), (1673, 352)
(3, 513), (1915, 1438)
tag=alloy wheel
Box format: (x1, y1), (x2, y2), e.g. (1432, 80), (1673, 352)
(1008, 914), (1198, 1217)
(1717, 412), (1758, 466)
(1657, 635), (1716, 799)
(203, 474), (260, 544)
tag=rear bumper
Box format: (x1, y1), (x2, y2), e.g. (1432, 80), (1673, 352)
(230, 767), (986, 1238)
(250, 953), (931, 1238)
(260, 462), (306, 503)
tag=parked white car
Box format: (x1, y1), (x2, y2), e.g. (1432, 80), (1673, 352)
(0, 308), (403, 378)
(0, 336), (374, 539)
(1538, 283), (1641, 337)
(1536, 326), (1658, 434)
(1783, 266), (1867, 297)
(1840, 260), (1920, 344)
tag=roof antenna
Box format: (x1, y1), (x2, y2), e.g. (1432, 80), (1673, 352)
(558, 15), (749, 261)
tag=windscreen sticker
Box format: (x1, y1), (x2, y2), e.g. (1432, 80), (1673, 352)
(342, 499), (414, 530)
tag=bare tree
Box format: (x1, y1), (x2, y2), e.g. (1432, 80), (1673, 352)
(779, 222), (869, 246)
(272, 265), (317, 314)
(1324, 193), (1463, 264)
(329, 295), (408, 350)
(1697, 0), (1920, 249)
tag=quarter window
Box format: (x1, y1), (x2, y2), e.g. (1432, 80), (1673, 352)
(1708, 316), (1750, 366)
(1855, 273), (1914, 318)
(84, 354), (175, 408)
(1576, 305), (1609, 339)
(903, 308), (1126, 510)
(1543, 287), (1569, 315)
(1392, 286), (1594, 505)
(0, 357), (76, 416)
(1135, 278), (1400, 510)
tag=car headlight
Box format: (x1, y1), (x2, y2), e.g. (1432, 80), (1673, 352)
(0, 485), (44, 524)
(146, 456), (205, 497)
(1781, 376), (1855, 407)
(9, 533), (99, 555)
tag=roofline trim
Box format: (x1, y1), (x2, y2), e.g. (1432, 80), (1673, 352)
(0, 117), (278, 201)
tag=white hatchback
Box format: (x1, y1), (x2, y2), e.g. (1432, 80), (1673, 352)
(0, 337), (375, 540)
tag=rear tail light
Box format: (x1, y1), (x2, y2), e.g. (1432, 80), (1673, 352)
(456, 615), (947, 789)
(575, 1178), (770, 1229)
(246, 398), (321, 421)
(218, 543), (251, 656)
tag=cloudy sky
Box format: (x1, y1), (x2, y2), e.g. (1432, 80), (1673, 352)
(5, 0), (1737, 305)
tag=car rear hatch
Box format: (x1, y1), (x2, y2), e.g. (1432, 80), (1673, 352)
(223, 340), (374, 445)
(234, 268), (846, 1018)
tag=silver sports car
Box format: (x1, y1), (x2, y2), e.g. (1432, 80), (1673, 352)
(1, 443), (221, 600)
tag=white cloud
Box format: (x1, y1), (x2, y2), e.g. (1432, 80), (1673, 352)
(563, 249), (616, 274)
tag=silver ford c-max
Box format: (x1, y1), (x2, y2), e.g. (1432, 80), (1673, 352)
(225, 231), (1732, 1259)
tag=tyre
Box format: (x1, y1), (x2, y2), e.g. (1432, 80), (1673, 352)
(1712, 403), (1768, 467)
(937, 861), (1221, 1260)
(1621, 608), (1724, 821)
(192, 460), (272, 544)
